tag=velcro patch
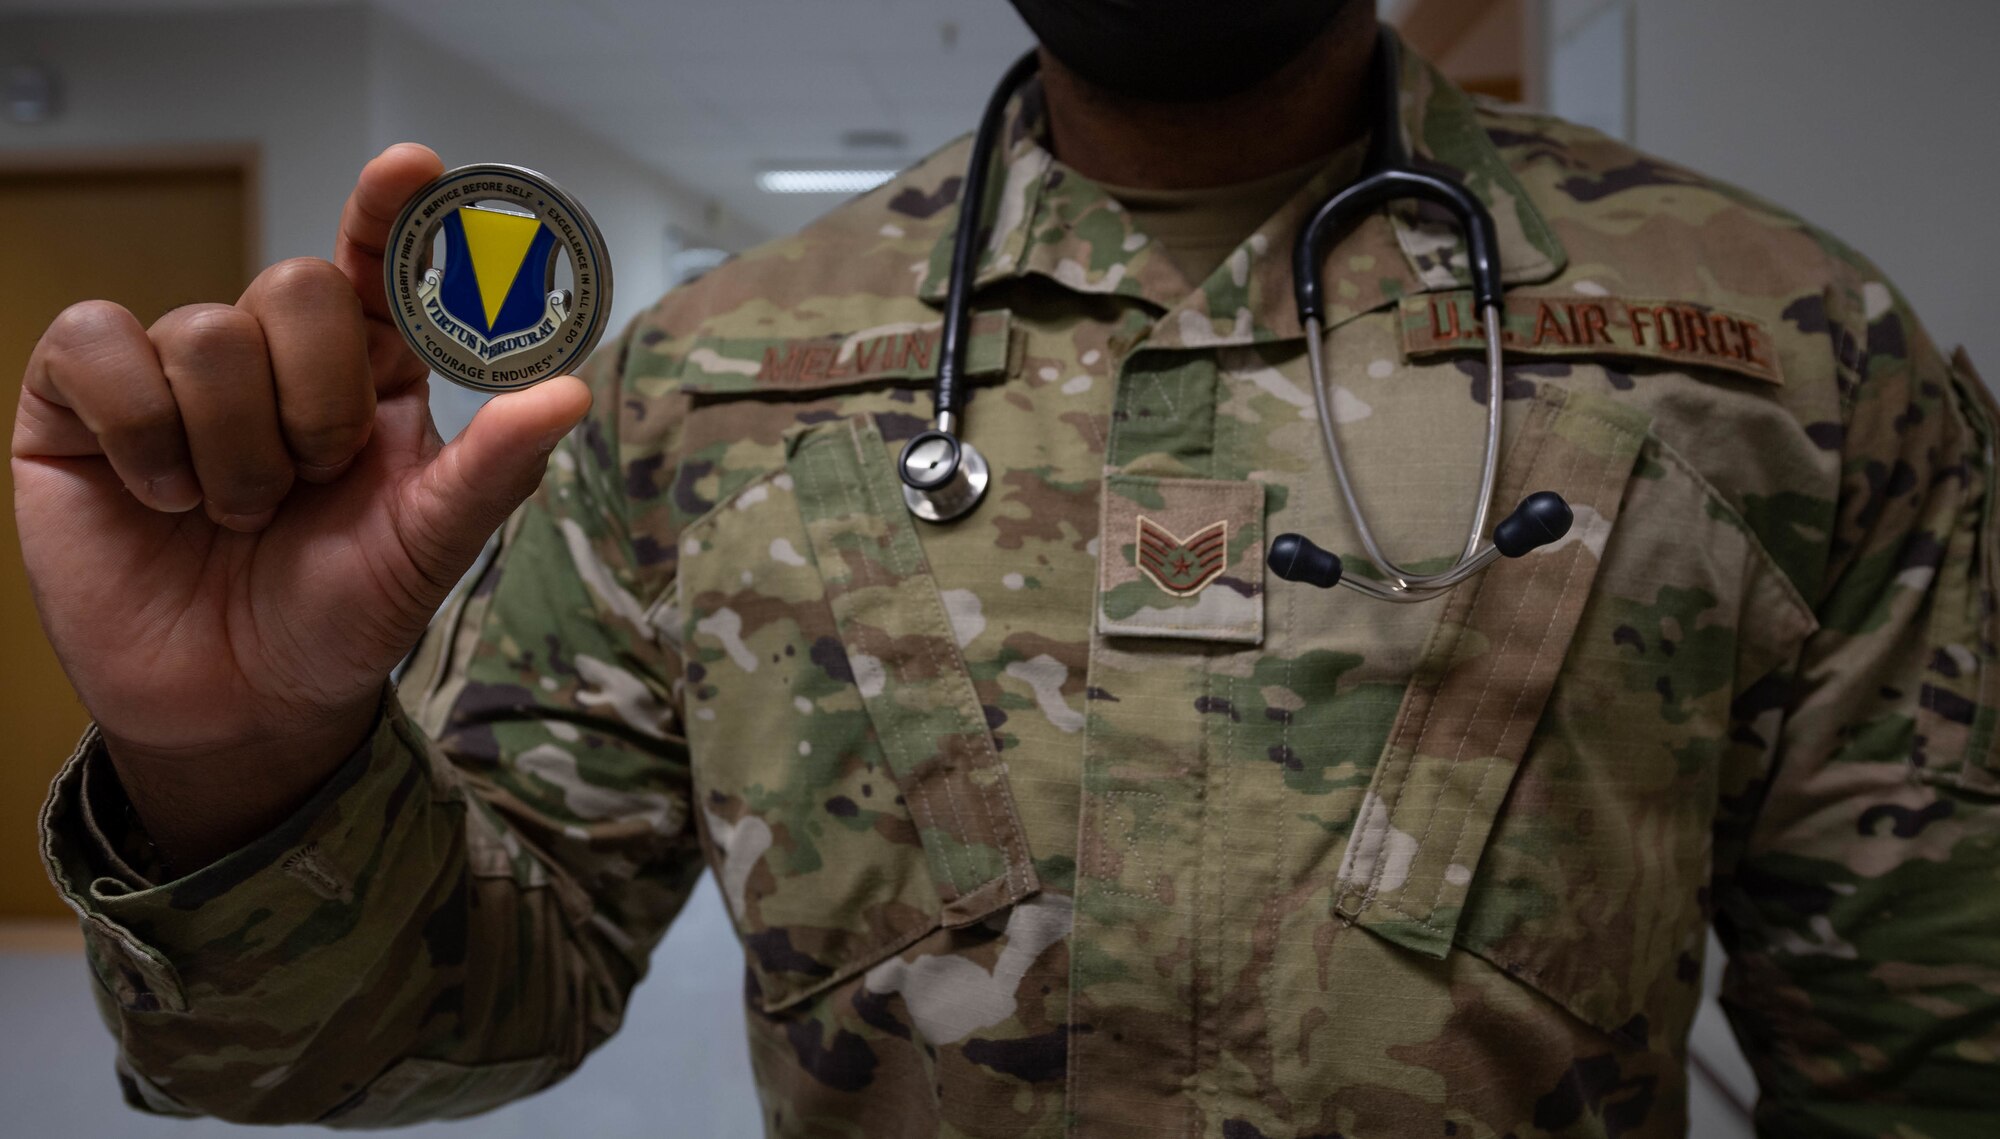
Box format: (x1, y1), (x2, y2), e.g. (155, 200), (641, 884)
(1401, 290), (1783, 385)
(1099, 475), (1263, 644)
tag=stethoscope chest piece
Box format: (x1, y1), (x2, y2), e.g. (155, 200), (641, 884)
(899, 429), (990, 523)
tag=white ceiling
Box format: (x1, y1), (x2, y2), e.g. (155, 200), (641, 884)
(384, 0), (1037, 236)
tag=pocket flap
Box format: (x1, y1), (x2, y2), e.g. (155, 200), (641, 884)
(1332, 387), (1650, 957)
(787, 415), (1040, 926)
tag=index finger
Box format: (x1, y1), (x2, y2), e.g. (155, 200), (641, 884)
(332, 143), (445, 322)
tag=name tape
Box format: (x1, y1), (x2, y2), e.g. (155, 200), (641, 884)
(1400, 290), (1784, 385)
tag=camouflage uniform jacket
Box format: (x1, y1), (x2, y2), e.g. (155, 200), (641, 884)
(41, 38), (2000, 1139)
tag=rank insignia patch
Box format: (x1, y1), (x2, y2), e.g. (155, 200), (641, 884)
(1098, 475), (1264, 645)
(1135, 516), (1228, 596)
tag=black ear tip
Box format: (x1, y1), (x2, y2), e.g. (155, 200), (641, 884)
(1270, 532), (1302, 567)
(1269, 533), (1343, 589)
(1520, 491), (1574, 537)
(1492, 491), (1574, 557)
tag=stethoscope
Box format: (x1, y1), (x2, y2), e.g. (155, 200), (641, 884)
(897, 28), (1573, 603)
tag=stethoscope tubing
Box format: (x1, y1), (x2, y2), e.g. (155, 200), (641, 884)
(934, 50), (1042, 439)
(1302, 305), (1506, 598)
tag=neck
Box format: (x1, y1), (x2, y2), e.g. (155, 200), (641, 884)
(1037, 10), (1378, 191)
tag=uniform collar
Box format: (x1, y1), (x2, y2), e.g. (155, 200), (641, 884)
(915, 30), (1567, 350)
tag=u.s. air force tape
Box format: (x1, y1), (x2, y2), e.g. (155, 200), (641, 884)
(383, 164), (612, 394)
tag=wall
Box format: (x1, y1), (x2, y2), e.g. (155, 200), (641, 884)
(1543, 0), (1629, 141)
(0, 4), (369, 268)
(0, 4), (765, 433)
(1630, 0), (2000, 380)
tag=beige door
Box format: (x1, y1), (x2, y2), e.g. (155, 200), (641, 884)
(0, 162), (250, 918)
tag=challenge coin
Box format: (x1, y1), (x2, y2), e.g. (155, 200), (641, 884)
(383, 163), (612, 393)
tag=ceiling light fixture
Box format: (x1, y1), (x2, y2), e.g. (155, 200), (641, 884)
(756, 169), (897, 195)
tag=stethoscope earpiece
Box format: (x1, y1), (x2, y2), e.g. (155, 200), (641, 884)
(1269, 533), (1344, 589)
(1267, 489), (1575, 598)
(1491, 491), (1573, 558)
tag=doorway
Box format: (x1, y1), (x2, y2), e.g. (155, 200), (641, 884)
(0, 152), (253, 920)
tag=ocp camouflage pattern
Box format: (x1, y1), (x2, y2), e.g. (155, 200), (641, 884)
(41, 32), (2000, 1138)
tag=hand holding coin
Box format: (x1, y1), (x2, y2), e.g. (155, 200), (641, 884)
(11, 144), (597, 870)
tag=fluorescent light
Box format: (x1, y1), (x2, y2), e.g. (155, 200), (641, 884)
(756, 169), (897, 195)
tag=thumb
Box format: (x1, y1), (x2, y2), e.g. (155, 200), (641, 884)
(398, 375), (592, 581)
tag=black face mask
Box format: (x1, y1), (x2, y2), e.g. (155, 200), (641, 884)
(1006, 0), (1354, 103)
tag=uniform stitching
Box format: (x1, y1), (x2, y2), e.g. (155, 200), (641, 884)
(1346, 606), (1457, 917)
(748, 434), (968, 1008)
(865, 411), (1028, 903)
(1336, 603), (1454, 919)
(887, 472), (1029, 901)
(1207, 657), (1241, 1121)
(1095, 790), (1164, 898)
(813, 431), (964, 895)
(1354, 390), (1565, 915)
(1103, 622), (1263, 638)
(1387, 428), (1575, 927)
(759, 910), (940, 1014)
(1191, 341), (1225, 1138)
(1350, 399), (1557, 919)
(1270, 583), (1296, 935)
(1187, 663), (1210, 1138)
(674, 465), (784, 543)
(1148, 369), (1181, 418)
(1405, 425), (1610, 930)
(1384, 420), (1637, 933)
(851, 424), (983, 897)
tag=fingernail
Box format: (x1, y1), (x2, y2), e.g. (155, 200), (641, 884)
(146, 472), (202, 513)
(218, 508), (277, 533)
(298, 456), (355, 483)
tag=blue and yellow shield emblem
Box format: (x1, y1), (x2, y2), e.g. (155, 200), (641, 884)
(385, 163), (612, 394)
(417, 204), (566, 363)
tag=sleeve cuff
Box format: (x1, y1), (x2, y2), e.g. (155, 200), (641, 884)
(38, 692), (445, 1015)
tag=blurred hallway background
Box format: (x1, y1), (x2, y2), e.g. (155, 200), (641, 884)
(3, 2), (1996, 1135)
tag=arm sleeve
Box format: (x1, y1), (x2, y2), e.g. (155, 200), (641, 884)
(1717, 263), (2000, 1139)
(37, 316), (703, 1127)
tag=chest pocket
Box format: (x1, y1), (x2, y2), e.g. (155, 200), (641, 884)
(679, 404), (1037, 1012)
(1330, 390), (1649, 952)
(1329, 383), (1817, 1042)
